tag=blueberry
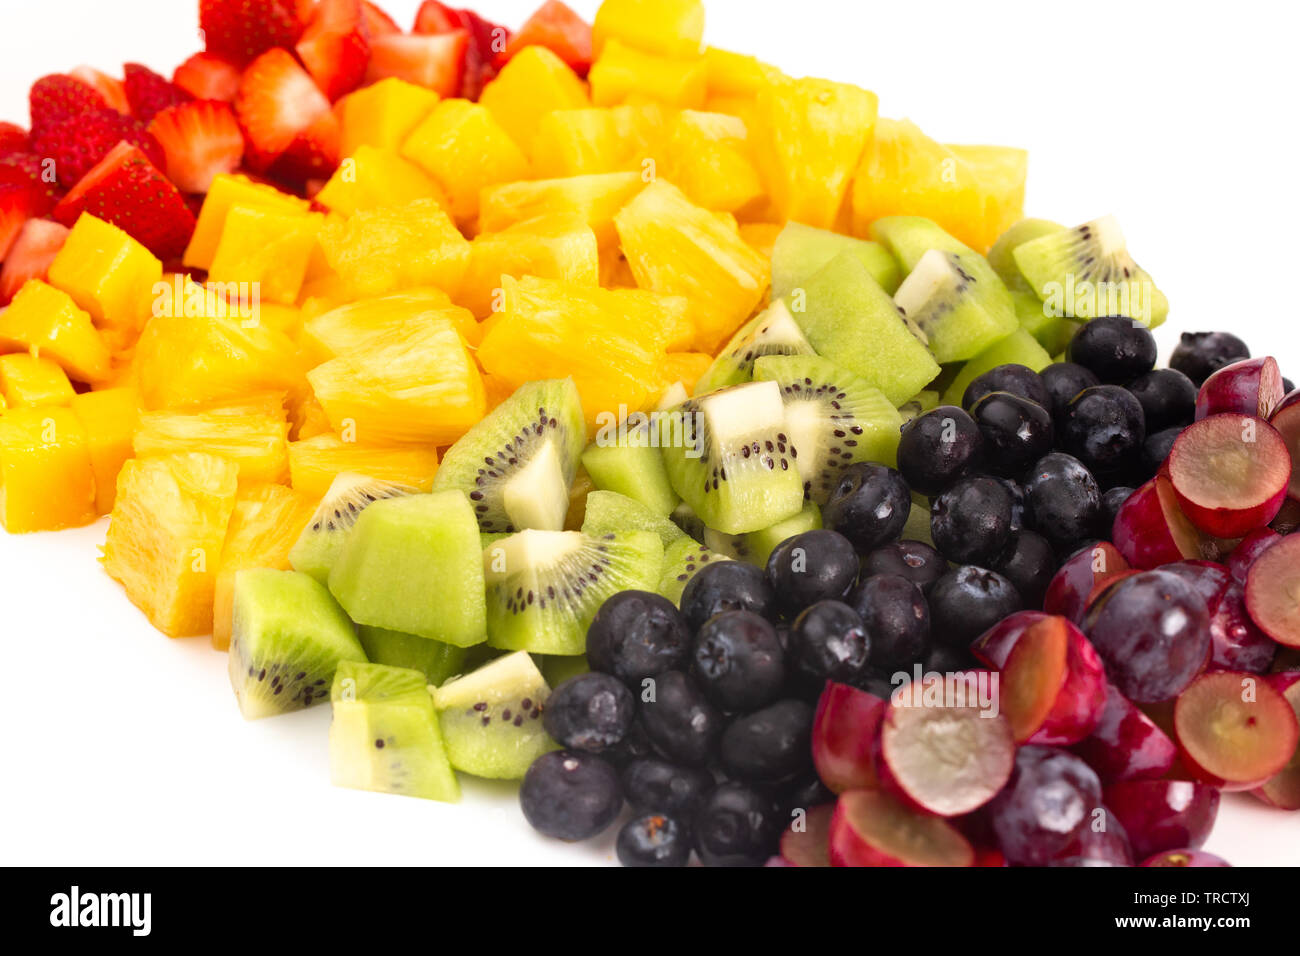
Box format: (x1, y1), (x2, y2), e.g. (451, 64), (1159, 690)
(962, 363), (1051, 411)
(924, 642), (979, 673)
(821, 462), (912, 552)
(930, 476), (1014, 565)
(1099, 486), (1134, 537)
(616, 813), (691, 867)
(970, 391), (1056, 478)
(1066, 316), (1158, 383)
(775, 774), (835, 820)
(1000, 477), (1028, 532)
(693, 782), (782, 866)
(1024, 452), (1101, 550)
(519, 751), (623, 842)
(601, 720), (656, 769)
(620, 758), (715, 818)
(765, 529), (859, 616)
(691, 610), (786, 713)
(928, 565), (1023, 649)
(1141, 426), (1184, 479)
(1125, 368), (1197, 433)
(1062, 384), (1146, 477)
(542, 673), (637, 753)
(679, 561), (776, 633)
(851, 671), (899, 700)
(718, 699), (814, 783)
(637, 671), (723, 767)
(897, 406), (983, 496)
(847, 574), (930, 671)
(859, 539), (947, 594)
(586, 590), (691, 687)
(1169, 331), (1250, 385)
(1041, 362), (1101, 423)
(992, 529), (1057, 607)
(788, 600), (871, 683)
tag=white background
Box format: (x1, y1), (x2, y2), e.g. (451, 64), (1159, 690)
(2, 0), (1298, 865)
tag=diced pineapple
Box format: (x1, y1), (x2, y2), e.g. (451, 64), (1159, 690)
(69, 386), (140, 514)
(0, 353), (76, 407)
(401, 100), (531, 221)
(288, 388), (332, 442)
(704, 47), (777, 97)
(661, 352), (713, 394)
(589, 39), (707, 109)
(480, 45), (590, 152)
(317, 199), (471, 299)
(307, 319), (485, 446)
(288, 433), (441, 499)
(738, 221), (783, 260)
(183, 174), (313, 271)
(314, 146), (446, 217)
(133, 408), (291, 484)
(459, 215), (600, 317)
(665, 110), (763, 213)
(207, 206), (324, 305)
(946, 143), (1029, 252)
(614, 180), (769, 352)
(0, 406), (97, 532)
(253, 302), (303, 337)
(593, 0), (705, 59)
(300, 289), (477, 365)
(46, 214), (161, 349)
(530, 104), (665, 178)
(102, 452), (241, 636)
(337, 77), (440, 156)
(479, 172), (644, 248)
(0, 280), (110, 383)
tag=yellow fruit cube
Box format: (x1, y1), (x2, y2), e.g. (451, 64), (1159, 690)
(102, 452), (241, 637)
(288, 433), (441, 499)
(301, 289), (478, 365)
(661, 351), (712, 393)
(207, 206), (324, 305)
(665, 111), (763, 213)
(69, 386), (141, 514)
(253, 302), (303, 337)
(947, 143), (1029, 252)
(315, 146), (446, 217)
(318, 199), (472, 298)
(133, 408), (291, 485)
(459, 215), (599, 317)
(738, 221), (783, 260)
(593, 0), (704, 59)
(0, 280), (110, 383)
(401, 100), (531, 222)
(0, 406), (97, 532)
(46, 214), (162, 347)
(530, 104), (665, 178)
(704, 47), (777, 97)
(337, 77), (441, 156)
(480, 46), (590, 152)
(479, 171), (644, 249)
(0, 353), (76, 407)
(589, 39), (707, 109)
(184, 174), (313, 271)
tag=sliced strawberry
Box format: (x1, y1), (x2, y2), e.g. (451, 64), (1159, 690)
(200, 0), (304, 67)
(148, 100), (244, 194)
(413, 0), (462, 34)
(0, 153), (63, 212)
(0, 219), (70, 304)
(53, 142), (195, 261)
(173, 52), (243, 102)
(0, 123), (30, 158)
(361, 1), (401, 37)
(124, 63), (193, 123)
(29, 74), (108, 136)
(0, 165), (52, 261)
(413, 3), (508, 98)
(366, 31), (468, 95)
(271, 109), (341, 182)
(296, 0), (371, 101)
(70, 66), (131, 114)
(33, 109), (165, 188)
(502, 0), (593, 76)
(235, 48), (337, 170)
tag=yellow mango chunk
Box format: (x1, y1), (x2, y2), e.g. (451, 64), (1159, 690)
(337, 77), (440, 156)
(0, 280), (110, 383)
(593, 0), (705, 59)
(184, 174), (313, 271)
(0, 353), (76, 407)
(70, 386), (141, 514)
(208, 206), (324, 305)
(46, 214), (161, 348)
(315, 146), (446, 216)
(589, 39), (707, 109)
(480, 46), (590, 152)
(0, 406), (97, 532)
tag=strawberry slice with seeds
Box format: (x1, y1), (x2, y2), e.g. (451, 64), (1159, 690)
(148, 100), (245, 194)
(413, 2), (508, 98)
(124, 63), (194, 123)
(29, 74), (108, 136)
(33, 109), (166, 188)
(236, 49), (339, 173)
(173, 52), (243, 103)
(0, 165), (53, 261)
(200, 0), (304, 67)
(0, 153), (63, 211)
(0, 123), (30, 158)
(501, 0), (592, 76)
(296, 0), (371, 101)
(361, 1), (401, 37)
(365, 31), (468, 95)
(70, 66), (131, 114)
(53, 142), (195, 261)
(0, 219), (70, 304)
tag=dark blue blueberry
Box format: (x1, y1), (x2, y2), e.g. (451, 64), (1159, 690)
(519, 750), (623, 842)
(1024, 451), (1101, 550)
(928, 565), (1023, 649)
(847, 573), (930, 671)
(970, 392), (1055, 478)
(1066, 316), (1157, 383)
(691, 610), (786, 713)
(1062, 384), (1146, 477)
(897, 406), (983, 496)
(1169, 331), (1250, 385)
(679, 561), (776, 633)
(586, 590), (690, 687)
(962, 363), (1050, 411)
(1041, 362), (1100, 424)
(693, 783), (782, 867)
(1125, 368), (1196, 433)
(718, 699), (814, 783)
(616, 813), (691, 867)
(620, 758), (714, 818)
(637, 671), (723, 768)
(789, 600), (871, 684)
(542, 672), (636, 753)
(930, 475), (1014, 565)
(992, 529), (1057, 608)
(765, 529), (858, 616)
(821, 462), (912, 551)
(859, 539), (947, 594)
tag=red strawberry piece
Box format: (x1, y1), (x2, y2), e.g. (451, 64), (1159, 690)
(29, 74), (108, 136)
(0, 123), (31, 158)
(0, 218), (70, 304)
(173, 53), (243, 103)
(365, 31), (468, 95)
(70, 66), (132, 114)
(0, 153), (63, 210)
(53, 142), (195, 261)
(33, 109), (166, 188)
(296, 0), (371, 101)
(413, 0), (462, 34)
(200, 0), (304, 67)
(124, 63), (193, 123)
(0, 165), (53, 260)
(148, 100), (245, 194)
(360, 1), (401, 37)
(235, 48), (339, 171)
(413, 3), (508, 98)
(502, 0), (593, 76)
(270, 109), (341, 182)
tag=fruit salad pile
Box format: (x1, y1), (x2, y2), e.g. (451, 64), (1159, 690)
(0, 0), (1295, 868)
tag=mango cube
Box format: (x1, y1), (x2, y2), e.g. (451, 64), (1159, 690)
(69, 386), (141, 514)
(0, 280), (111, 383)
(208, 206), (324, 304)
(479, 171), (644, 249)
(480, 46), (590, 152)
(314, 146), (446, 217)
(0, 406), (97, 532)
(337, 77), (440, 156)
(317, 199), (471, 298)
(593, 0), (704, 59)
(665, 111), (763, 213)
(0, 353), (76, 407)
(589, 39), (707, 109)
(46, 214), (162, 348)
(184, 174), (313, 271)
(459, 215), (600, 317)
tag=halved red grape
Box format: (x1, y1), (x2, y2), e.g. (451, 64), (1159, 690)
(1104, 779), (1220, 859)
(1168, 414), (1291, 538)
(1142, 849), (1231, 867)
(1173, 670), (1299, 790)
(1252, 673), (1300, 809)
(779, 803), (833, 867)
(1245, 534), (1300, 648)
(1194, 356), (1284, 420)
(1228, 527), (1282, 583)
(1071, 683), (1177, 783)
(828, 789), (974, 867)
(1051, 805), (1134, 867)
(1208, 583), (1277, 673)
(811, 681), (886, 794)
(1002, 617), (1068, 742)
(1112, 475), (1210, 569)
(970, 610), (1048, 667)
(878, 702), (1014, 816)
(1269, 390), (1300, 500)
(1043, 542), (1130, 623)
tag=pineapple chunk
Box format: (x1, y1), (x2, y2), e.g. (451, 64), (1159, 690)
(614, 180), (769, 353)
(530, 104), (665, 179)
(665, 110), (763, 214)
(589, 39), (707, 109)
(0, 280), (110, 383)
(133, 408), (291, 484)
(661, 352), (713, 394)
(480, 46), (590, 152)
(0, 353), (76, 408)
(337, 77), (440, 156)
(946, 143), (1029, 253)
(0, 406), (97, 532)
(70, 386), (140, 514)
(593, 0), (705, 59)
(704, 47), (777, 98)
(307, 319), (485, 446)
(46, 213), (161, 348)
(459, 215), (600, 317)
(314, 146), (447, 217)
(102, 452), (241, 636)
(183, 174), (313, 271)
(288, 433), (441, 499)
(301, 289), (478, 364)
(478, 172), (644, 249)
(317, 199), (471, 299)
(208, 206), (324, 305)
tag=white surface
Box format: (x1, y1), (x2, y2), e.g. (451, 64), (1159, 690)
(2, 0), (1299, 865)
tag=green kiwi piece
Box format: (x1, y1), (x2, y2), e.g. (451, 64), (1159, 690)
(582, 418), (679, 515)
(328, 491), (487, 646)
(483, 529), (664, 655)
(657, 537), (731, 605)
(702, 527), (755, 562)
(751, 354), (904, 504)
(670, 500), (706, 542)
(901, 498), (936, 548)
(899, 389), (940, 424)
(431, 650), (556, 779)
(771, 221), (902, 299)
(790, 251), (939, 406)
(891, 248), (1019, 364)
(692, 299), (816, 396)
(539, 653), (590, 687)
(1012, 288), (1074, 356)
(659, 380), (806, 534)
(988, 218), (1064, 293)
(581, 489), (687, 548)
(328, 660), (459, 802)
(289, 472), (419, 583)
(229, 568), (366, 720)
(1012, 215), (1169, 327)
(357, 626), (468, 686)
(743, 501), (823, 566)
(433, 379), (586, 533)
(869, 215), (978, 271)
(940, 328), (1053, 406)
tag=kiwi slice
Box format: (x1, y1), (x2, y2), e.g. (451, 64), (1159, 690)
(483, 529), (664, 655)
(692, 299), (815, 396)
(228, 569), (366, 720)
(289, 472), (419, 583)
(704, 500), (822, 565)
(869, 215), (979, 271)
(702, 527), (755, 562)
(581, 489), (687, 548)
(751, 354), (904, 504)
(431, 650), (556, 779)
(582, 418), (679, 516)
(899, 389), (941, 424)
(658, 537), (731, 606)
(659, 380), (806, 535)
(670, 500), (706, 543)
(892, 248), (1019, 364)
(988, 218), (1064, 293)
(357, 626), (468, 686)
(539, 653), (590, 688)
(771, 220), (902, 299)
(1011, 215), (1169, 327)
(433, 379), (586, 533)
(328, 660), (459, 802)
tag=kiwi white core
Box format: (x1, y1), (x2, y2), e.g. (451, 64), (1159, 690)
(501, 440), (568, 532)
